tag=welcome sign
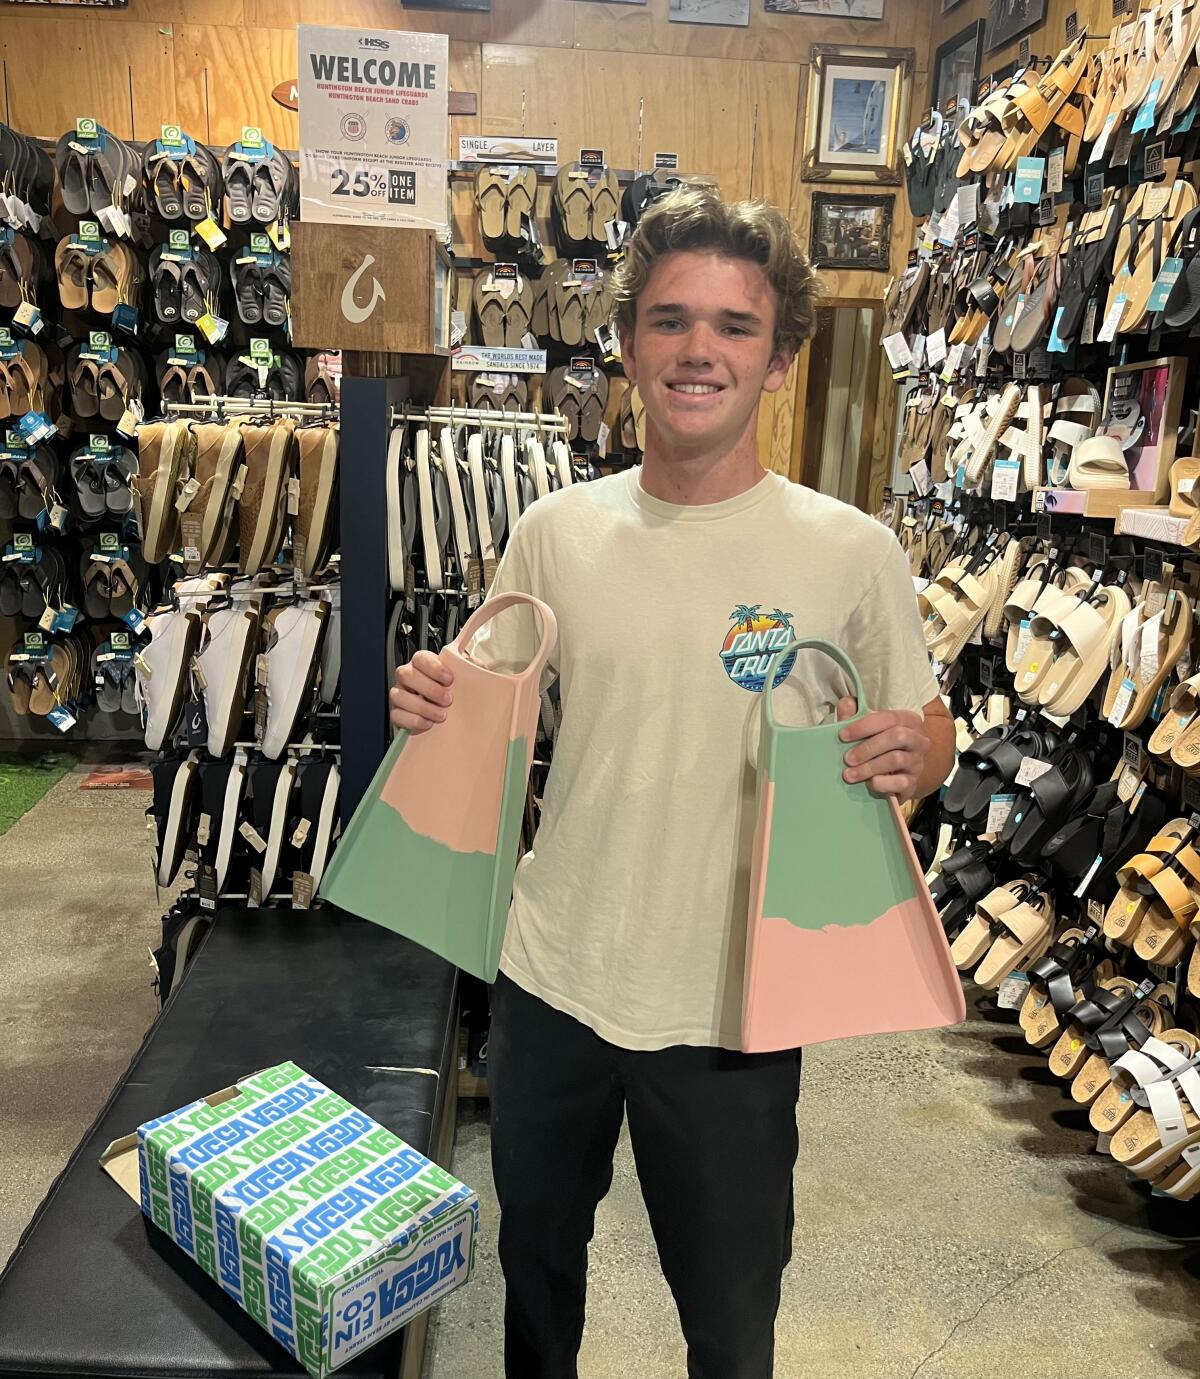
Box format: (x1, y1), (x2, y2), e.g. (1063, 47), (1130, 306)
(298, 25), (449, 232)
(100, 1062), (476, 1377)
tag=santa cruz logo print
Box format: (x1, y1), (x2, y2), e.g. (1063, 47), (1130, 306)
(720, 605), (797, 693)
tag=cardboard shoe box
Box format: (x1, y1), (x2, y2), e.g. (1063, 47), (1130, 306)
(101, 1061), (477, 1378)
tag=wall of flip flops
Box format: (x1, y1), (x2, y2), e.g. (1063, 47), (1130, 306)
(881, 5), (1200, 1201)
(0, 118), (345, 932)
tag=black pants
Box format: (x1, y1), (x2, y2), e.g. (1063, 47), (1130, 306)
(488, 973), (803, 1379)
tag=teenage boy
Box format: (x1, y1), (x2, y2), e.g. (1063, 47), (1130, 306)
(390, 187), (954, 1379)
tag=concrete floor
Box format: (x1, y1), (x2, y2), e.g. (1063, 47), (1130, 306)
(3, 771), (1200, 1377)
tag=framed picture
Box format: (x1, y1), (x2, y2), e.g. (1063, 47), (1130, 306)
(801, 46), (914, 184)
(934, 20), (985, 113)
(1100, 357), (1187, 499)
(764, 0), (882, 16)
(809, 192), (893, 271)
(984, 0), (1047, 54)
(669, 0), (751, 24)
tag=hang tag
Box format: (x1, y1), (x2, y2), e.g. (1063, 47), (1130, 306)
(1047, 146), (1065, 196)
(230, 463), (248, 500)
(1109, 676), (1136, 726)
(1097, 295), (1127, 343)
(292, 871), (314, 910)
(239, 820), (268, 854)
(1134, 78), (1164, 134)
(117, 396), (144, 440)
(197, 312), (228, 345)
(940, 341), (966, 383)
(991, 458), (1020, 502)
(1080, 296), (1099, 345)
(248, 867), (263, 908)
(1089, 112), (1120, 164)
(925, 328), (947, 367)
(123, 608), (146, 634)
(194, 217), (227, 250)
(1015, 756), (1055, 789)
(909, 459), (931, 496)
(1148, 256), (1184, 313)
(997, 971), (1031, 1011)
(1139, 610), (1164, 687)
(986, 793), (1016, 833)
(13, 301), (43, 337)
(910, 335), (927, 371)
(1016, 618), (1033, 665)
(882, 331), (913, 371)
(1014, 156), (1045, 204)
(255, 652), (270, 688)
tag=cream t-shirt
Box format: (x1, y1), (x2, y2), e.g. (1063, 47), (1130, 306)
(473, 467), (938, 1051)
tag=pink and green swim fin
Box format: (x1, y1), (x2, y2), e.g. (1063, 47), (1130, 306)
(320, 592), (557, 981)
(741, 637), (965, 1052)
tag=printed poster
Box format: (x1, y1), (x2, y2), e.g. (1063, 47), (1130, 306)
(298, 25), (449, 231)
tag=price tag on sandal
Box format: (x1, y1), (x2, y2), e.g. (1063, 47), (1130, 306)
(292, 871), (314, 910)
(1148, 256), (1184, 313)
(1089, 111), (1120, 163)
(1047, 307), (1070, 353)
(13, 301), (43, 337)
(909, 459), (931, 496)
(286, 477), (300, 515)
(1016, 618), (1033, 665)
(926, 328), (947, 367)
(997, 972), (1031, 1011)
(197, 311), (228, 344)
(1109, 675), (1137, 726)
(987, 792), (1016, 833)
(1096, 294), (1127, 343)
(1134, 79), (1164, 134)
(881, 331), (913, 372)
(1014, 156), (1045, 204)
(1016, 757), (1054, 787)
(194, 216), (227, 250)
(1139, 610), (1163, 686)
(1047, 146), (1065, 196)
(991, 458), (1020, 502)
(175, 477), (201, 511)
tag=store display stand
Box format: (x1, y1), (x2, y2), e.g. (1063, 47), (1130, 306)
(339, 373), (410, 829)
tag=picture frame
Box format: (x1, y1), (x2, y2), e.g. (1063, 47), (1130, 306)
(933, 20), (985, 113)
(1100, 356), (1187, 500)
(764, 0), (882, 17)
(809, 192), (894, 271)
(801, 46), (915, 185)
(669, 0), (751, 25)
(983, 0), (1047, 54)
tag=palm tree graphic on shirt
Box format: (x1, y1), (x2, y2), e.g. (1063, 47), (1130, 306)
(730, 603), (763, 632)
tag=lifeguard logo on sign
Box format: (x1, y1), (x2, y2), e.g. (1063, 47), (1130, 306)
(340, 254), (386, 324)
(720, 605), (797, 693)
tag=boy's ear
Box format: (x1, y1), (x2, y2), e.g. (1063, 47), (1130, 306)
(763, 344), (795, 394)
(618, 325), (637, 382)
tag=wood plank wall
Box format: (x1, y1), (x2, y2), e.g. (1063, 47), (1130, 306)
(0, 0), (936, 481)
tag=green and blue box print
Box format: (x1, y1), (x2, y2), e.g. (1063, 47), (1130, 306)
(129, 1061), (476, 1377)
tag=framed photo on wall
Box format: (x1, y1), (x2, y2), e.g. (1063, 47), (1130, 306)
(764, 0), (882, 16)
(801, 46), (914, 184)
(934, 20), (985, 112)
(809, 192), (894, 271)
(1100, 357), (1186, 499)
(669, 0), (751, 25)
(984, 0), (1047, 54)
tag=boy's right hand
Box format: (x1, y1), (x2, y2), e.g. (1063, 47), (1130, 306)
(390, 652), (454, 734)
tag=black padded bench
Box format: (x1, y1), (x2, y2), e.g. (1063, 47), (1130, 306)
(0, 906), (460, 1379)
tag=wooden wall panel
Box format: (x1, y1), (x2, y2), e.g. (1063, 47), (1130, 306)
(572, 2), (928, 64)
(1, 18), (175, 140)
(173, 24), (299, 145)
(931, 0), (1112, 85)
(481, 44), (641, 166)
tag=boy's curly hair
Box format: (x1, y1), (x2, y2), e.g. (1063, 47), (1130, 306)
(611, 185), (821, 355)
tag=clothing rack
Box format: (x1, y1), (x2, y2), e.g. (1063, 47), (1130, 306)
(165, 397), (334, 420)
(391, 404), (570, 435)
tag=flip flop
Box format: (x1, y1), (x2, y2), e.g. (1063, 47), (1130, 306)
(555, 164), (595, 244)
(475, 166), (508, 240)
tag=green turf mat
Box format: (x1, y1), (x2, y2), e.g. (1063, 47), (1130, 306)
(0, 754), (73, 837)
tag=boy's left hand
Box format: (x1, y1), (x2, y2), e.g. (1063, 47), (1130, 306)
(836, 699), (931, 801)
